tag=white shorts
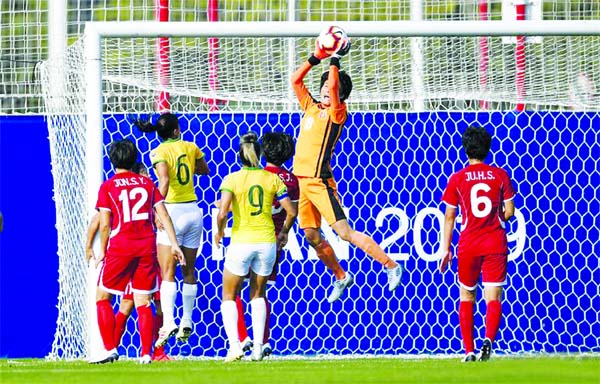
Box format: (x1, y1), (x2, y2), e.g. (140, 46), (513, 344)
(224, 243), (277, 277)
(156, 202), (203, 249)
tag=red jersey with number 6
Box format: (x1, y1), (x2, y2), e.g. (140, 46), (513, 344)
(96, 171), (164, 258)
(442, 163), (516, 258)
(264, 165), (300, 235)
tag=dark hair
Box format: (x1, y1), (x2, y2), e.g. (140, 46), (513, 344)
(320, 70), (353, 102)
(239, 131), (261, 167)
(261, 132), (295, 166)
(109, 139), (138, 170)
(133, 112), (180, 141)
(131, 162), (148, 175)
(462, 126), (492, 161)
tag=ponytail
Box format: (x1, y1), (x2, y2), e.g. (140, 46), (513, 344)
(239, 132), (261, 167)
(132, 112), (180, 141)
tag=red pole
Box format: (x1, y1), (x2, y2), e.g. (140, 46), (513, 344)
(515, 1), (526, 111)
(207, 0), (219, 111)
(156, 0), (171, 113)
(478, 0), (489, 110)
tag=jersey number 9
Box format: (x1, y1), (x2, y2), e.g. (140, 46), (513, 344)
(248, 185), (264, 216)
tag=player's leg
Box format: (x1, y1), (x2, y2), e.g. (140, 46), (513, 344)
(236, 290), (253, 352)
(479, 253), (508, 361)
(457, 254), (482, 362)
(221, 243), (251, 362)
(459, 287), (477, 362)
(131, 256), (159, 364)
(177, 205), (203, 343)
(261, 250), (280, 356)
(151, 297), (171, 361)
(93, 255), (132, 363)
(177, 246), (198, 343)
(155, 241), (178, 347)
(114, 288), (134, 347)
(96, 288), (117, 353)
(299, 178), (346, 279)
(331, 219), (403, 291)
(247, 242), (277, 361)
(133, 293), (154, 364)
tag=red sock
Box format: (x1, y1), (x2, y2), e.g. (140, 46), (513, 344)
(315, 240), (345, 280)
(263, 297), (271, 345)
(236, 296), (248, 341)
(153, 313), (163, 344)
(114, 311), (129, 346)
(459, 301), (475, 354)
(137, 305), (154, 357)
(485, 300), (502, 342)
(96, 299), (116, 351)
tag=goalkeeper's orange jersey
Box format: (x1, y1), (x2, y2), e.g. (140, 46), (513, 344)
(292, 84), (347, 179)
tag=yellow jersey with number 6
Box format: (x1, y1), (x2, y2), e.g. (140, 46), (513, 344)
(150, 138), (204, 203)
(219, 167), (288, 244)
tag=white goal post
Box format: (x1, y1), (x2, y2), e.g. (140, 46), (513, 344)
(41, 20), (600, 359)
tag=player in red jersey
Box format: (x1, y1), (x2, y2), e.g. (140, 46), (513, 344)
(86, 162), (170, 360)
(92, 139), (184, 364)
(235, 132), (299, 357)
(440, 126), (516, 362)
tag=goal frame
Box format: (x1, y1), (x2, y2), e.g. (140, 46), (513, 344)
(80, 20), (600, 359)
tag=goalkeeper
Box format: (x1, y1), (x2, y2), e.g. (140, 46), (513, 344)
(290, 34), (404, 303)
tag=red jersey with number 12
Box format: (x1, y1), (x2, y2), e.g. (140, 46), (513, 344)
(96, 171), (164, 258)
(442, 163), (516, 258)
(265, 165), (300, 234)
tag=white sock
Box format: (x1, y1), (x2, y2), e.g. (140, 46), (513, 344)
(250, 298), (266, 349)
(181, 283), (197, 324)
(220, 300), (239, 347)
(160, 280), (177, 326)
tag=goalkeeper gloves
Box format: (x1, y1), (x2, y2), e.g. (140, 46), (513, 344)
(330, 39), (351, 68)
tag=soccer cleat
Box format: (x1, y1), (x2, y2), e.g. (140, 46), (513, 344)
(224, 343), (244, 363)
(139, 355), (152, 364)
(478, 338), (493, 362)
(176, 320), (193, 344)
(387, 264), (404, 291)
(327, 273), (354, 303)
(240, 337), (254, 353)
(151, 346), (172, 361)
(462, 352), (477, 363)
(262, 342), (273, 357)
(155, 323), (179, 348)
(89, 349), (119, 364)
(251, 345), (264, 361)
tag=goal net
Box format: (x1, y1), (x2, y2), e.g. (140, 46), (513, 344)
(39, 21), (599, 359)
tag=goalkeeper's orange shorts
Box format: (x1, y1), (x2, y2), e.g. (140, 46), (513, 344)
(297, 177), (347, 229)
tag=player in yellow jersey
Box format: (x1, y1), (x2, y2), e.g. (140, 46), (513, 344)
(215, 132), (296, 362)
(135, 113), (210, 347)
(290, 35), (404, 303)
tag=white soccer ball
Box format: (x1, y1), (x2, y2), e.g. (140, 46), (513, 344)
(317, 26), (348, 55)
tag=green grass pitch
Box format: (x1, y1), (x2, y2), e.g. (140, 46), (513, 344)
(1, 356), (599, 384)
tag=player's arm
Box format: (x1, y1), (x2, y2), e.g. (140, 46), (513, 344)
(503, 199), (515, 221)
(195, 157), (210, 175)
(214, 190), (233, 248)
(291, 61), (313, 105)
(276, 196), (297, 250)
(154, 161), (170, 198)
(439, 205), (457, 273)
(328, 39), (351, 111)
(85, 212), (100, 262)
(96, 209), (111, 267)
(154, 202), (185, 266)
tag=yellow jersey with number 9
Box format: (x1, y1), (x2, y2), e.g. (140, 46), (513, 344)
(150, 138), (204, 203)
(219, 167), (288, 244)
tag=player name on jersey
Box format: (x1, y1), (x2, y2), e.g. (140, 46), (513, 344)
(464, 170), (495, 182)
(113, 176), (149, 187)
